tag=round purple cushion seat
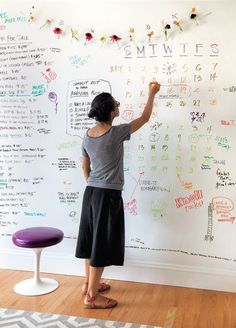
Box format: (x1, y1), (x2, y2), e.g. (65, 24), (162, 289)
(12, 227), (64, 248)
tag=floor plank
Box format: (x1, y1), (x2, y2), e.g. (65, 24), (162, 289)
(0, 269), (235, 327)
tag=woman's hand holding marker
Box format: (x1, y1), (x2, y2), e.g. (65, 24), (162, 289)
(130, 80), (160, 133)
(149, 81), (161, 96)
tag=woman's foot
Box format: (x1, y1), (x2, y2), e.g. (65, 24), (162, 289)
(84, 293), (117, 309)
(82, 281), (111, 295)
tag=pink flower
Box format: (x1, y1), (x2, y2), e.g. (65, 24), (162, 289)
(110, 35), (121, 42)
(53, 27), (62, 37)
(85, 32), (93, 41)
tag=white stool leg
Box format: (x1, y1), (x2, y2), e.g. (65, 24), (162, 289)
(14, 247), (59, 296)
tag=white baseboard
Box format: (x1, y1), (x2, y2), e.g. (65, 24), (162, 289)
(1, 249), (236, 293)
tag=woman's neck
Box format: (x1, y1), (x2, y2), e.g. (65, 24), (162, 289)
(88, 121), (112, 137)
(96, 120), (112, 127)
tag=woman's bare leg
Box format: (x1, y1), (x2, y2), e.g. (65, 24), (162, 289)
(81, 259), (91, 293)
(82, 260), (110, 294)
(86, 266), (104, 297)
(84, 266), (117, 308)
(85, 259), (90, 284)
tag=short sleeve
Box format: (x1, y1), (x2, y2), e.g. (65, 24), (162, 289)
(82, 137), (88, 157)
(113, 124), (131, 142)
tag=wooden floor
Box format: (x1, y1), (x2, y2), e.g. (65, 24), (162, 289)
(0, 269), (236, 328)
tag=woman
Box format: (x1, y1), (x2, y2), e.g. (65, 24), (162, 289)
(75, 81), (160, 309)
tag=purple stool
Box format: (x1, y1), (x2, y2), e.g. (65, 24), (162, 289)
(12, 227), (64, 296)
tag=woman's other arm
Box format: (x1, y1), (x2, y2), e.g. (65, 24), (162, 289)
(82, 155), (91, 182)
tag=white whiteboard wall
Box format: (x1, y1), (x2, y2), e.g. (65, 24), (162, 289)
(0, 0), (236, 292)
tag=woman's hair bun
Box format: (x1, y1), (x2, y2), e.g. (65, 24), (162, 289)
(88, 107), (98, 118)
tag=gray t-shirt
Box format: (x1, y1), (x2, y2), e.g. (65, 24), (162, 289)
(82, 123), (131, 190)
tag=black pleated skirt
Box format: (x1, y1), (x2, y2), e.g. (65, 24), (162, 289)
(75, 186), (125, 267)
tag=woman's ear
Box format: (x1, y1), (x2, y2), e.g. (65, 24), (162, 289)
(111, 108), (119, 119)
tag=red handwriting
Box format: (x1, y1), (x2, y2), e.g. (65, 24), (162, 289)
(175, 190), (203, 208)
(211, 196), (235, 223)
(124, 198), (137, 216)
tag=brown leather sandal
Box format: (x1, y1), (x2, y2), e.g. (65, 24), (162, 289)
(84, 294), (118, 309)
(82, 282), (111, 295)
